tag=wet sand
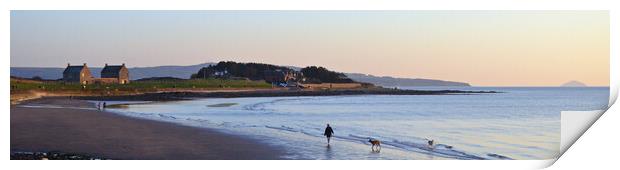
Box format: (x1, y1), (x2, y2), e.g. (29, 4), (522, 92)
(11, 98), (283, 160)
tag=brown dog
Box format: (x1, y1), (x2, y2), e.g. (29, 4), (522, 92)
(368, 139), (381, 151)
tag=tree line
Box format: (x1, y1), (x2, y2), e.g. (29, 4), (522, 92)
(191, 61), (356, 83)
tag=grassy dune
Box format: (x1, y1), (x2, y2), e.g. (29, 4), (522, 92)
(10, 78), (272, 103)
(11, 78), (270, 91)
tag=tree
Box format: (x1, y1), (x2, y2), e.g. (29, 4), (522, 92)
(31, 76), (43, 81)
(300, 66), (355, 83)
(190, 61), (295, 80)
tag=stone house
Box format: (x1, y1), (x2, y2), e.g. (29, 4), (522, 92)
(63, 63), (94, 84)
(100, 63), (130, 84)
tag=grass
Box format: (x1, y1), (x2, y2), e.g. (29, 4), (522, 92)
(10, 78), (272, 94)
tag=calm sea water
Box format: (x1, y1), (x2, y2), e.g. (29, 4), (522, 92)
(107, 87), (609, 160)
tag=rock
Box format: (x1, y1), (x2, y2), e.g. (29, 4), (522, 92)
(561, 80), (587, 87)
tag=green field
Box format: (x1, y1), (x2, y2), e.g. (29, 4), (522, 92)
(10, 78), (273, 94)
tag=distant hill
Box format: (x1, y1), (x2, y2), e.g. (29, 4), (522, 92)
(134, 77), (185, 81)
(11, 63), (214, 80)
(561, 80), (587, 87)
(345, 73), (470, 87)
(10, 67), (67, 80)
(11, 63), (470, 86)
(129, 63), (214, 80)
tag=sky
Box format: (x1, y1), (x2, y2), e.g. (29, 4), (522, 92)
(10, 11), (609, 86)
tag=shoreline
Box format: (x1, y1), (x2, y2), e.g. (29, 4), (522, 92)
(74, 88), (499, 101)
(12, 87), (498, 104)
(11, 98), (284, 160)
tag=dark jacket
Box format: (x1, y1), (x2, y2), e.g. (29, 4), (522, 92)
(324, 126), (334, 137)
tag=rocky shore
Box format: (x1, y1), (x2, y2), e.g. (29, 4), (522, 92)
(11, 151), (107, 160)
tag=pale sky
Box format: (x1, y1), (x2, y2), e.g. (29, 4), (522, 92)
(10, 11), (609, 86)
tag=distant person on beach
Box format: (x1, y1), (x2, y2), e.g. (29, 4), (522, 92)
(323, 124), (334, 145)
(102, 102), (107, 109)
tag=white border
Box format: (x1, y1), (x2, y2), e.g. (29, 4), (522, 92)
(2, 0), (619, 170)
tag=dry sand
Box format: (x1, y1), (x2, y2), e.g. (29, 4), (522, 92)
(11, 98), (283, 160)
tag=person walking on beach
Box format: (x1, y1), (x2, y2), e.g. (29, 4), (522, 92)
(324, 124), (334, 145)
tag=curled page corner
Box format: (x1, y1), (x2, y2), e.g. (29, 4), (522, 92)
(528, 109), (609, 168)
(546, 86), (618, 168)
(550, 94), (617, 167)
(560, 110), (606, 155)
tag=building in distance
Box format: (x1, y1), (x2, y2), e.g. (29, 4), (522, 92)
(63, 63), (129, 84)
(62, 63), (94, 85)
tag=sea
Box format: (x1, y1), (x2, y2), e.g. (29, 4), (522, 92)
(106, 87), (610, 160)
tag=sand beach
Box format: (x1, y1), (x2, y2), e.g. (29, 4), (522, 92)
(10, 98), (283, 160)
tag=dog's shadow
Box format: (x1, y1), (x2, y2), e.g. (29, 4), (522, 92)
(371, 147), (381, 153)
